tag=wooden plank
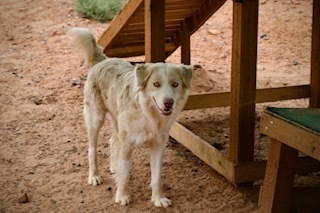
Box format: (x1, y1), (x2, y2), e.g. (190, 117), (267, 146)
(229, 0), (259, 164)
(98, 0), (143, 50)
(260, 113), (320, 161)
(234, 156), (320, 183)
(124, 27), (180, 35)
(105, 43), (176, 58)
(133, 10), (194, 23)
(144, 0), (165, 62)
(125, 20), (181, 31)
(169, 122), (235, 182)
(255, 85), (310, 103)
(260, 139), (298, 212)
(184, 85), (310, 110)
(310, 0), (320, 107)
(117, 29), (179, 42)
(165, 2), (204, 10)
(185, 91), (230, 110)
(180, 19), (191, 65)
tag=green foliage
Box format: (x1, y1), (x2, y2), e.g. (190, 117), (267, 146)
(75, 0), (123, 22)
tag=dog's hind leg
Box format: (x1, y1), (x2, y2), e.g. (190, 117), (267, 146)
(83, 92), (105, 186)
(149, 142), (172, 207)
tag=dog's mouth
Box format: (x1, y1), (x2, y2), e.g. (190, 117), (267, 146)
(153, 97), (172, 116)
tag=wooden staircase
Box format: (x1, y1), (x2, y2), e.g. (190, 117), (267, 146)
(98, 0), (227, 62)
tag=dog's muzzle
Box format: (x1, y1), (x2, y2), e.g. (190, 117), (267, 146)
(153, 97), (174, 116)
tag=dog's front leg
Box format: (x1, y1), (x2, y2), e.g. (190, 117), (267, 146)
(115, 142), (133, 206)
(150, 143), (172, 208)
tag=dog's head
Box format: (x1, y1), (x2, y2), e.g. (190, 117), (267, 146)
(135, 63), (192, 116)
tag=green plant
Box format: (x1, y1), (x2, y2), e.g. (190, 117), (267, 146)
(75, 0), (123, 22)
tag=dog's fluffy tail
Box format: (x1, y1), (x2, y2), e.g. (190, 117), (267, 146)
(67, 27), (107, 67)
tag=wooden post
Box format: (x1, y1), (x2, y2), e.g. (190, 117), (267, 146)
(181, 19), (191, 65)
(229, 0), (259, 163)
(310, 0), (320, 108)
(260, 139), (298, 212)
(144, 0), (165, 63)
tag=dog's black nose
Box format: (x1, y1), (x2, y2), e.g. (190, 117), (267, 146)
(163, 98), (174, 108)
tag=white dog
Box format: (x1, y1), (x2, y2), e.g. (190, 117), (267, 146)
(68, 28), (192, 207)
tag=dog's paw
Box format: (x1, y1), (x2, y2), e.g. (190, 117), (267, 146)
(88, 175), (102, 185)
(115, 193), (132, 206)
(152, 196), (172, 208)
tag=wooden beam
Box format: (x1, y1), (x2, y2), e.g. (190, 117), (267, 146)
(184, 85), (310, 110)
(234, 156), (320, 183)
(170, 120), (320, 184)
(310, 0), (320, 107)
(144, 0), (165, 62)
(98, 0), (143, 51)
(169, 122), (235, 182)
(180, 19), (191, 65)
(229, 0), (259, 163)
(260, 139), (298, 212)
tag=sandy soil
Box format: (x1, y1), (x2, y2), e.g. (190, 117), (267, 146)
(0, 0), (316, 212)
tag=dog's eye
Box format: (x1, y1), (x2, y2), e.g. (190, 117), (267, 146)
(172, 82), (179, 88)
(153, 82), (161, 87)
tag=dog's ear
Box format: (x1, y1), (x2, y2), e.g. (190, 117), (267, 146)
(135, 64), (153, 91)
(179, 65), (193, 89)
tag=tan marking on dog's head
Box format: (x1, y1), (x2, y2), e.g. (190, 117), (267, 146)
(135, 63), (154, 91)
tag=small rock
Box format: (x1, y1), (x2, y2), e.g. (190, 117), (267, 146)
(29, 96), (42, 105)
(71, 78), (81, 86)
(292, 61), (299, 66)
(208, 29), (221, 35)
(18, 193), (29, 203)
(7, 35), (14, 41)
(260, 34), (268, 40)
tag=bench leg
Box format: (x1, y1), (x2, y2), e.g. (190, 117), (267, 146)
(260, 139), (299, 213)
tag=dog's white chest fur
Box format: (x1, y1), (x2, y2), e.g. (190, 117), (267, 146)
(118, 109), (170, 147)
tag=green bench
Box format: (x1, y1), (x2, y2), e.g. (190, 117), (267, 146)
(259, 107), (320, 212)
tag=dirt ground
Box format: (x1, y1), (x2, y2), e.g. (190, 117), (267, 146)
(0, 0), (316, 212)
